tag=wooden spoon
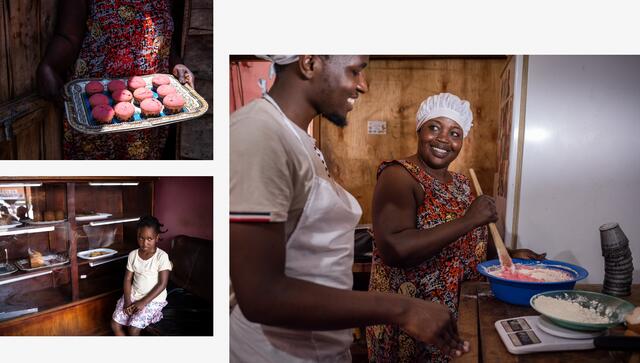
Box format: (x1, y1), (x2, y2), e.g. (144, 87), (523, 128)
(468, 169), (514, 269)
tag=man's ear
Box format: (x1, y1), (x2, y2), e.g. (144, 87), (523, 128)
(298, 55), (319, 80)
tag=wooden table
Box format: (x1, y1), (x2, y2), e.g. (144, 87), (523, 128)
(457, 282), (640, 363)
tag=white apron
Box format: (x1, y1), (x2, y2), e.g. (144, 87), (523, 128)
(230, 95), (363, 363)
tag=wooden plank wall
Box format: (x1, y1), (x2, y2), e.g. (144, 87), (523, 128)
(0, 0), (61, 159)
(39, 1), (57, 59)
(494, 56), (517, 238)
(0, 0), (9, 101)
(39, 0), (61, 159)
(6, 0), (36, 98)
(319, 58), (506, 224)
(0, 0), (57, 100)
(178, 0), (213, 159)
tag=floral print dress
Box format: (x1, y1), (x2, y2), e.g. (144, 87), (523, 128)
(366, 160), (488, 363)
(64, 0), (174, 159)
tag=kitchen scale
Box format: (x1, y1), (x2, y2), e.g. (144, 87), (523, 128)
(495, 315), (603, 354)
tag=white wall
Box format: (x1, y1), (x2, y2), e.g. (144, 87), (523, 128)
(513, 56), (640, 284)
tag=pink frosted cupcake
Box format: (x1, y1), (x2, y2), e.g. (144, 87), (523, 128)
(92, 104), (114, 123)
(127, 76), (146, 92)
(89, 93), (110, 108)
(162, 93), (184, 114)
(140, 98), (163, 118)
(107, 79), (127, 93)
(114, 102), (135, 122)
(151, 74), (170, 90)
(85, 81), (104, 95)
(112, 89), (133, 103)
(133, 87), (153, 105)
(156, 84), (176, 101)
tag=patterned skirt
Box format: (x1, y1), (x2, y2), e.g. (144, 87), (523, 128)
(112, 294), (168, 329)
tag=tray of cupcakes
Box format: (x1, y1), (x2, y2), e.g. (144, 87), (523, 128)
(64, 74), (209, 134)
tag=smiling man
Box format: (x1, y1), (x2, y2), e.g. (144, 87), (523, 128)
(230, 56), (469, 362)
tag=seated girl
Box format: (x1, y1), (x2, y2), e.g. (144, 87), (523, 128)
(111, 216), (173, 335)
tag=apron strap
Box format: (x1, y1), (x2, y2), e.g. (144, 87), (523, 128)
(262, 94), (317, 177)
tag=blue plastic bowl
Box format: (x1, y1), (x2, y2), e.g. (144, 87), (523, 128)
(477, 259), (588, 306)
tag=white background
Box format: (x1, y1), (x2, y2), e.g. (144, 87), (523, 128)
(2, 0), (640, 362)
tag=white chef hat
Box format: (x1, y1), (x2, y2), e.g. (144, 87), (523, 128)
(255, 55), (300, 65)
(416, 93), (473, 137)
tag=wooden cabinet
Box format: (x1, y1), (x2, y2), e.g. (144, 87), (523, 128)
(0, 178), (154, 334)
(0, 95), (62, 160)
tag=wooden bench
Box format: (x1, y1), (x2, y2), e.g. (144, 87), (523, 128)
(144, 235), (213, 336)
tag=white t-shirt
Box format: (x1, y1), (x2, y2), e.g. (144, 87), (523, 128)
(230, 98), (331, 240)
(126, 248), (172, 303)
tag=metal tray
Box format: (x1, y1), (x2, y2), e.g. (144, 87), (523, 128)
(76, 212), (112, 222)
(15, 254), (69, 271)
(64, 74), (208, 134)
(25, 219), (66, 225)
(0, 221), (21, 230)
(77, 248), (117, 260)
(0, 263), (17, 276)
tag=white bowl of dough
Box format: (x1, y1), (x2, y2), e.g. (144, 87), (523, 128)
(530, 290), (636, 331)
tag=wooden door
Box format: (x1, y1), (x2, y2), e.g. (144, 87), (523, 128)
(317, 57), (507, 224)
(177, 0), (213, 159)
(0, 0), (64, 159)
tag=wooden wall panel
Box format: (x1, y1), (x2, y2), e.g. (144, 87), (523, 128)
(39, 1), (63, 159)
(0, 141), (11, 159)
(5, 0), (41, 99)
(74, 186), (123, 217)
(0, 1), (63, 159)
(43, 104), (62, 159)
(494, 56), (517, 238)
(13, 108), (45, 159)
(0, 0), (9, 102)
(179, 33), (213, 159)
(38, 0), (57, 58)
(319, 58), (506, 224)
(74, 184), (128, 248)
(178, 0), (213, 159)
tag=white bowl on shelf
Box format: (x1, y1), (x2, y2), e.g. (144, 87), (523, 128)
(77, 248), (118, 260)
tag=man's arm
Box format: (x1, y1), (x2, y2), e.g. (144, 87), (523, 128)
(230, 221), (467, 356)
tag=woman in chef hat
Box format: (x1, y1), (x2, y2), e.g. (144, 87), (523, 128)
(366, 92), (545, 362)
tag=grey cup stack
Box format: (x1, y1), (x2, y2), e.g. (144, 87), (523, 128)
(599, 223), (634, 296)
